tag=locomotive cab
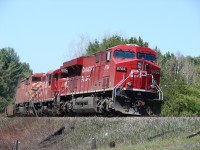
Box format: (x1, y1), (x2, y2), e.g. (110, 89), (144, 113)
(111, 44), (162, 115)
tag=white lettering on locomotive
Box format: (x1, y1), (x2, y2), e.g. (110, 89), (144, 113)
(81, 75), (90, 82)
(130, 69), (139, 77)
(152, 70), (160, 75)
(61, 68), (68, 73)
(64, 81), (68, 88)
(104, 64), (110, 70)
(82, 66), (94, 73)
(116, 66), (126, 72)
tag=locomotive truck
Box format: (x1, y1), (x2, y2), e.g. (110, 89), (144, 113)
(5, 44), (163, 116)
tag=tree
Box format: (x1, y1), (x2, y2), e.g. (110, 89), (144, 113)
(0, 47), (32, 112)
(157, 51), (200, 116)
(86, 39), (100, 56)
(86, 34), (149, 56)
(67, 34), (90, 60)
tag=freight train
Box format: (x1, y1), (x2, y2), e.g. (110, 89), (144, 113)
(5, 44), (163, 117)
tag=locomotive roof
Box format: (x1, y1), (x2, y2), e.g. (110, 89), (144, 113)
(32, 73), (45, 76)
(111, 44), (157, 56)
(63, 57), (84, 68)
(62, 44), (156, 69)
(20, 73), (45, 82)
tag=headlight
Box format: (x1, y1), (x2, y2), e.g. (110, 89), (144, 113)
(137, 62), (142, 69)
(127, 82), (132, 87)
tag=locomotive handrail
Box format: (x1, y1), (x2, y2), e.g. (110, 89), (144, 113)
(151, 75), (163, 100)
(29, 99), (38, 117)
(156, 84), (163, 100)
(112, 73), (131, 102)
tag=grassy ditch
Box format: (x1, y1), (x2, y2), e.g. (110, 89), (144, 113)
(0, 117), (200, 150)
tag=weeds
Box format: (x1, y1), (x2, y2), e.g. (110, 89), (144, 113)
(0, 117), (200, 150)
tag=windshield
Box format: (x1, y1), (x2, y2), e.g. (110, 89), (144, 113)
(32, 76), (41, 82)
(114, 50), (135, 59)
(61, 73), (68, 78)
(138, 53), (156, 61)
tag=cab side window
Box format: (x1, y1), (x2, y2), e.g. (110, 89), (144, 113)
(48, 74), (52, 86)
(106, 51), (111, 62)
(53, 73), (58, 81)
(96, 54), (100, 63)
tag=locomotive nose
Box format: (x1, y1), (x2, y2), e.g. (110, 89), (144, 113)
(128, 59), (160, 90)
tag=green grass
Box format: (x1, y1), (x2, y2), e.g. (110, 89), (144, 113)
(104, 135), (200, 150)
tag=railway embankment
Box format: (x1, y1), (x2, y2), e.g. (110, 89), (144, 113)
(0, 117), (200, 150)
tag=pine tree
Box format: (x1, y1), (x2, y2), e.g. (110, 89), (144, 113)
(0, 47), (32, 112)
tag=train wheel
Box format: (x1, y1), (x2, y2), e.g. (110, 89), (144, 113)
(145, 101), (162, 116)
(146, 105), (154, 116)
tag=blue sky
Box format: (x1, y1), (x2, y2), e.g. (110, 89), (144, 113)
(0, 0), (200, 73)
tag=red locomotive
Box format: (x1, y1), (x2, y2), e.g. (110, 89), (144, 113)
(6, 44), (163, 116)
